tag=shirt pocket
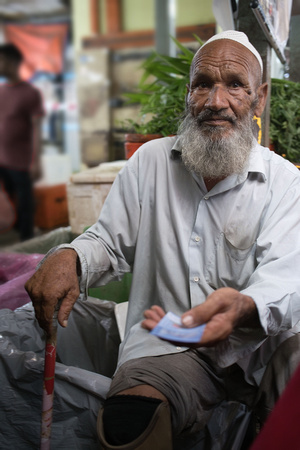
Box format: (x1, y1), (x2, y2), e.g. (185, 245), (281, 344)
(205, 231), (257, 291)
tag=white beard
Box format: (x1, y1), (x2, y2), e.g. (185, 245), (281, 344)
(178, 111), (255, 179)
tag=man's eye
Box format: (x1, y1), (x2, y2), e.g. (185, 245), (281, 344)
(193, 82), (209, 90)
(230, 81), (242, 88)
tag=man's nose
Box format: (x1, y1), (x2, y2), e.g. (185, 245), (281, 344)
(204, 85), (229, 111)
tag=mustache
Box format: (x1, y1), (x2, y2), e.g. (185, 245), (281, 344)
(196, 110), (237, 124)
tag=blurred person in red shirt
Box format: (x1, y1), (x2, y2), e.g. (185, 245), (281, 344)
(0, 43), (44, 241)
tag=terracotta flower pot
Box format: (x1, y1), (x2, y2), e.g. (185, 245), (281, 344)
(124, 133), (162, 159)
(269, 141), (276, 152)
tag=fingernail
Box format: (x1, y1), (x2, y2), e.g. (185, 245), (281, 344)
(63, 320), (68, 327)
(182, 315), (194, 327)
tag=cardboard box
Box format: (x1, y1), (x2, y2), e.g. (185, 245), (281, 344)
(67, 161), (126, 234)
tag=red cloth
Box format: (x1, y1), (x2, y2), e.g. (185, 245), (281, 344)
(0, 81), (44, 171)
(5, 23), (68, 81)
(251, 363), (300, 449)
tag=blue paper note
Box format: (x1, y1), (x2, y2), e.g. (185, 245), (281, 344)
(150, 311), (206, 343)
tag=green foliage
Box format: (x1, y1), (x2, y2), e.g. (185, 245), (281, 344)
(269, 78), (300, 162)
(123, 36), (203, 136)
(124, 37), (300, 163)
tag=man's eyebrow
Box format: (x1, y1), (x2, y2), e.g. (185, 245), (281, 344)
(225, 72), (250, 85)
(191, 71), (211, 82)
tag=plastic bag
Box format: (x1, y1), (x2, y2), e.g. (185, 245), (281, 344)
(3, 226), (76, 255)
(0, 293), (255, 449)
(0, 297), (120, 449)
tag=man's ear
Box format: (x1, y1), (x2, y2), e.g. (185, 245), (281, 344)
(254, 82), (268, 117)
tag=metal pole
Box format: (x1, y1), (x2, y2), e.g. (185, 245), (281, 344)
(237, 0), (271, 147)
(154, 0), (176, 56)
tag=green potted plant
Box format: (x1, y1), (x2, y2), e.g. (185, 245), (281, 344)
(123, 36), (203, 158)
(123, 38), (300, 165)
(269, 78), (300, 164)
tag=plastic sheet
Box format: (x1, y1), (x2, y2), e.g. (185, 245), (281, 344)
(0, 297), (121, 450)
(172, 401), (254, 450)
(3, 226), (77, 255)
(0, 294), (255, 450)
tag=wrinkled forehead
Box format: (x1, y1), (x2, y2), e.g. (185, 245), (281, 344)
(191, 40), (261, 79)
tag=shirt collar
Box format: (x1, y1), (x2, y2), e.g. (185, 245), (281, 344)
(247, 141), (267, 181)
(171, 136), (267, 182)
(171, 136), (183, 160)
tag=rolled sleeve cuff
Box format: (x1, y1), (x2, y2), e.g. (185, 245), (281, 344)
(254, 301), (271, 334)
(245, 292), (292, 336)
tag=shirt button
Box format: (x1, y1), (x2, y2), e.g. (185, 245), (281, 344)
(195, 236), (200, 242)
(193, 276), (199, 282)
(204, 196), (209, 200)
(176, 347), (182, 350)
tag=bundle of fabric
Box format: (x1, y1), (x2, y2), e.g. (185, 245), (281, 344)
(0, 252), (43, 309)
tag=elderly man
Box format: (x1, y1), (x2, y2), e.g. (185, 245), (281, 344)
(26, 31), (300, 449)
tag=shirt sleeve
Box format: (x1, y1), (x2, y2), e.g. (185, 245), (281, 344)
(241, 177), (300, 336)
(69, 156), (141, 297)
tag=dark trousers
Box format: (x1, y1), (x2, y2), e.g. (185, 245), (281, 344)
(0, 167), (34, 241)
(108, 334), (300, 439)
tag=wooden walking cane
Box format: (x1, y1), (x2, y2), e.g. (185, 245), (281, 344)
(40, 305), (60, 450)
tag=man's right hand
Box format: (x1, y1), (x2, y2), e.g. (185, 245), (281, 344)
(25, 248), (80, 335)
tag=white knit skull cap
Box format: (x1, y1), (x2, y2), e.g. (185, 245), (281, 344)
(200, 30), (263, 73)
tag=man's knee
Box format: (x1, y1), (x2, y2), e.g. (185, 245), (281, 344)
(97, 393), (172, 449)
(115, 384), (168, 402)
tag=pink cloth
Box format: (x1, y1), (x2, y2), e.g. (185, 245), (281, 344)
(0, 252), (44, 310)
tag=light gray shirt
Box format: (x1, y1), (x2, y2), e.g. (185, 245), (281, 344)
(64, 136), (300, 385)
